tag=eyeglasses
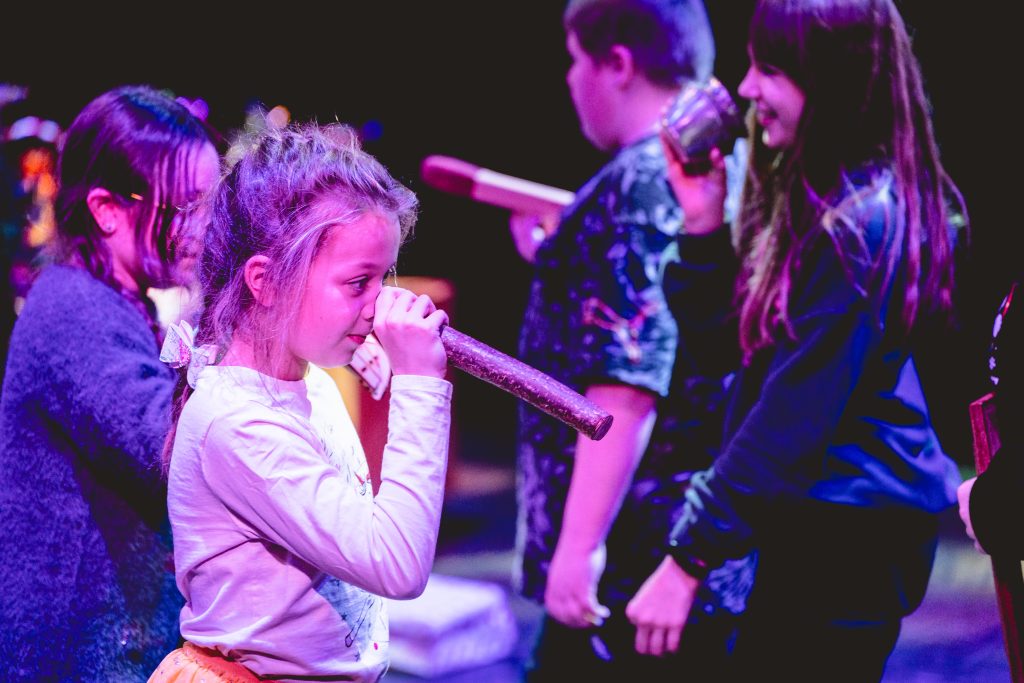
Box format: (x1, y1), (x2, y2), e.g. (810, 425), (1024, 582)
(126, 192), (188, 215)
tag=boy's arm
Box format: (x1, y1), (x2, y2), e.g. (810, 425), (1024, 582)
(544, 383), (657, 628)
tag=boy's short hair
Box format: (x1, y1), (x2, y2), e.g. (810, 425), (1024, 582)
(564, 0), (714, 87)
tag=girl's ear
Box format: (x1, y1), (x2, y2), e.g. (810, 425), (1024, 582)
(85, 187), (131, 236)
(244, 255), (274, 306)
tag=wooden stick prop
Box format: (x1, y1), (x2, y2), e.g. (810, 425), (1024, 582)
(348, 328), (612, 440)
(441, 327), (612, 441)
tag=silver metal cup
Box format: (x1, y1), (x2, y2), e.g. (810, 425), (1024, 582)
(661, 77), (746, 175)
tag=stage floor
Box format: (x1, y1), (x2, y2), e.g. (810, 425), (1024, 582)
(387, 462), (1012, 683)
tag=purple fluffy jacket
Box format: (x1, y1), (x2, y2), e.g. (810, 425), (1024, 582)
(0, 265), (181, 681)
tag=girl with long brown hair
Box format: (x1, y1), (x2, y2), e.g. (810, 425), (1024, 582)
(626, 1), (966, 677)
(149, 123), (452, 683)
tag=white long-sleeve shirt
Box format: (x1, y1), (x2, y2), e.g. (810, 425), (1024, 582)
(167, 364), (451, 681)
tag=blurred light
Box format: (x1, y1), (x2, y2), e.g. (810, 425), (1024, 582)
(0, 83), (28, 109)
(6, 116), (61, 143)
(267, 105), (291, 129)
(360, 119), (383, 142)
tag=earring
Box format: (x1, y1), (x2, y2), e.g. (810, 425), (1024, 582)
(102, 224), (115, 235)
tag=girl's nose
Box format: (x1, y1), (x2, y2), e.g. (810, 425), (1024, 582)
(362, 297), (376, 321)
(364, 281), (387, 321)
(738, 67), (758, 100)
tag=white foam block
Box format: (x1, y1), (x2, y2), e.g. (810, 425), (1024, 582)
(386, 573), (519, 678)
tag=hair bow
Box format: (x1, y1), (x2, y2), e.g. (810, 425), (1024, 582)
(160, 320), (216, 388)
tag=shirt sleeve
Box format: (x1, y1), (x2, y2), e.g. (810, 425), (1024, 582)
(42, 290), (174, 499)
(201, 375), (452, 599)
(573, 163), (680, 396)
(667, 227), (741, 380)
(668, 240), (877, 571)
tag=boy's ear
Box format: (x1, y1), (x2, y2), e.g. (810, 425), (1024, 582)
(244, 255), (274, 306)
(606, 44), (636, 87)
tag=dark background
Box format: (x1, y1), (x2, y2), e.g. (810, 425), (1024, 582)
(2, 2), (1015, 467)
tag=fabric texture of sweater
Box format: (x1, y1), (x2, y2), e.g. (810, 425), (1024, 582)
(0, 264), (180, 682)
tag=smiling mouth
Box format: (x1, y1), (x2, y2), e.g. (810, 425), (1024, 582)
(756, 109), (775, 126)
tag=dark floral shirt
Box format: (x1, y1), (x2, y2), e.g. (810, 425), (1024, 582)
(515, 134), (680, 601)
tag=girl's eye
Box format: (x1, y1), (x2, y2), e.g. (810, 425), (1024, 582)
(349, 268), (395, 294)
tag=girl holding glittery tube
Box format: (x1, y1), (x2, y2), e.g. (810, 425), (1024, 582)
(150, 123), (452, 682)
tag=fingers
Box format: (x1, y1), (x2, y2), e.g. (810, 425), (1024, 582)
(371, 286), (448, 379)
(659, 130), (728, 178)
(634, 623), (660, 656)
(544, 590), (608, 629)
(957, 502), (970, 528)
(631, 622), (681, 657)
(373, 286), (400, 323)
(956, 477), (978, 544)
(376, 287), (439, 324)
(408, 292), (436, 318)
(634, 623), (650, 655)
(665, 621), (682, 654)
(424, 308), (449, 332)
(659, 129), (684, 166)
(545, 596), (590, 629)
(586, 602), (610, 628)
(708, 146), (725, 166)
(647, 625), (667, 658)
(509, 212), (550, 264)
(625, 558), (695, 657)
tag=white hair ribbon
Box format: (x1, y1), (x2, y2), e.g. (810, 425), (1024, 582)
(160, 320), (216, 389)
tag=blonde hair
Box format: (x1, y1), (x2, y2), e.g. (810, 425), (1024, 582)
(163, 122), (417, 468)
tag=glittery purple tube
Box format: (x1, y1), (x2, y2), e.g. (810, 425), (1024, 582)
(440, 327), (613, 440)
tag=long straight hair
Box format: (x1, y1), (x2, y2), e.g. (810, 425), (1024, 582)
(736, 0), (965, 361)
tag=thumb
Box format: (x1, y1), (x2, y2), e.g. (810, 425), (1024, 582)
(586, 596), (611, 626)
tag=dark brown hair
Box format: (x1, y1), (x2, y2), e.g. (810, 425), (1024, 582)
(564, 0), (715, 87)
(52, 86), (213, 309)
(736, 0), (965, 360)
